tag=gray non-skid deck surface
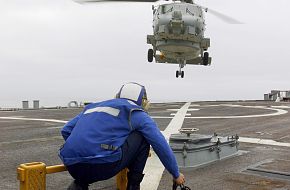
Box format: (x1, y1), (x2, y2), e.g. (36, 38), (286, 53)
(1, 101), (290, 189)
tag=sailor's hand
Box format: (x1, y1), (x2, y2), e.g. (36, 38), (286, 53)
(174, 173), (185, 185)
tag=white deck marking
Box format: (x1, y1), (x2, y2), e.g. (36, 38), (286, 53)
(166, 109), (180, 111)
(187, 108), (200, 111)
(0, 116), (67, 123)
(170, 113), (191, 116)
(0, 117), (67, 129)
(277, 135), (290, 141)
(200, 105), (221, 107)
(185, 105), (287, 119)
(167, 108), (199, 112)
(153, 106), (287, 119)
(142, 102), (191, 190)
(271, 105), (290, 109)
(239, 137), (290, 147)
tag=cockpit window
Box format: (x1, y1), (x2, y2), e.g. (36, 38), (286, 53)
(159, 5), (173, 14)
(186, 8), (194, 16)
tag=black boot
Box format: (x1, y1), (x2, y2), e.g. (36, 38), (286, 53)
(126, 172), (144, 190)
(67, 180), (89, 190)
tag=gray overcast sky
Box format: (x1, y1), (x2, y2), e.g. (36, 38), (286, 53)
(0, 0), (289, 107)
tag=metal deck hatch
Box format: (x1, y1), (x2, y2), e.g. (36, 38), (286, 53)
(169, 128), (239, 168)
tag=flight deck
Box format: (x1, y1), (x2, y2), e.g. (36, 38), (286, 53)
(1, 101), (290, 190)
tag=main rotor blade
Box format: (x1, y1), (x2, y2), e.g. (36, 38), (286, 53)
(74, 0), (158, 3)
(202, 7), (243, 24)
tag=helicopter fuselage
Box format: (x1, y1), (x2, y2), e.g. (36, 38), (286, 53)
(147, 2), (211, 67)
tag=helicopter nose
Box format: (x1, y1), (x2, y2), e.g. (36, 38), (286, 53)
(172, 10), (182, 21)
(170, 11), (184, 34)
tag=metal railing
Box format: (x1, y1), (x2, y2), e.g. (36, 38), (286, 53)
(17, 162), (127, 190)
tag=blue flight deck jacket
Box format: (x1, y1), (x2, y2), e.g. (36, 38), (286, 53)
(59, 98), (179, 178)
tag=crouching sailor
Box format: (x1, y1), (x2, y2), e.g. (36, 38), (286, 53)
(59, 82), (185, 190)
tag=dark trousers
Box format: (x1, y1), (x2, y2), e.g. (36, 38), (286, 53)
(67, 131), (150, 185)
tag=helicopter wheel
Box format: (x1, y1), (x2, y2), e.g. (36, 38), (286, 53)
(148, 49), (154, 62)
(181, 71), (184, 78)
(203, 52), (209, 66)
(175, 71), (184, 78)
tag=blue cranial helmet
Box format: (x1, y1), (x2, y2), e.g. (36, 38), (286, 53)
(116, 82), (147, 106)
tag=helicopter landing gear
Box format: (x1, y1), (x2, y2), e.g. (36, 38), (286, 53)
(176, 64), (185, 78)
(148, 49), (154, 62)
(176, 70), (184, 78)
(203, 52), (209, 66)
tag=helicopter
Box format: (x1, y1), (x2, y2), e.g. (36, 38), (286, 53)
(147, 0), (210, 78)
(74, 0), (241, 78)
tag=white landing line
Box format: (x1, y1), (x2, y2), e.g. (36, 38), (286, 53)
(0, 117), (67, 124)
(167, 108), (200, 112)
(170, 113), (191, 116)
(239, 137), (290, 147)
(153, 105), (288, 119)
(185, 105), (288, 119)
(271, 105), (290, 109)
(141, 102), (191, 190)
